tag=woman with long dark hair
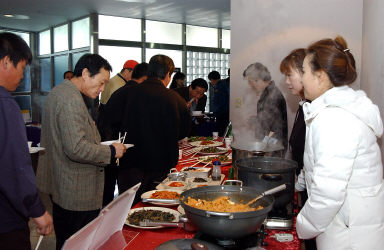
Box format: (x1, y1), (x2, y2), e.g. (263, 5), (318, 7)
(169, 71), (185, 89)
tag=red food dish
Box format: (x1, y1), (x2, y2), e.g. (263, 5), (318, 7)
(168, 182), (184, 187)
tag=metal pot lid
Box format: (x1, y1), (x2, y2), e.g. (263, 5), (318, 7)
(231, 140), (284, 153)
(156, 239), (224, 250)
(235, 156), (297, 173)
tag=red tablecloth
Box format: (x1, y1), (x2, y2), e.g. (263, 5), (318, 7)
(100, 140), (302, 249)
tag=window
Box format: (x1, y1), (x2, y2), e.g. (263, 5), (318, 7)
(40, 58), (52, 92)
(98, 15), (141, 41)
(54, 55), (69, 86)
(146, 20), (182, 45)
(0, 29), (30, 46)
(39, 30), (51, 55)
(222, 29), (230, 49)
(186, 52), (230, 111)
(99, 46), (141, 75)
(145, 49), (182, 70)
(54, 24), (68, 52)
(186, 25), (218, 48)
(72, 51), (88, 68)
(72, 17), (90, 49)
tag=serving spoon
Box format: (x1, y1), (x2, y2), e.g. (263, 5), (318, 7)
(246, 184), (287, 207)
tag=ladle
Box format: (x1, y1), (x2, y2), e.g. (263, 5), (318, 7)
(246, 183), (287, 207)
(259, 131), (274, 151)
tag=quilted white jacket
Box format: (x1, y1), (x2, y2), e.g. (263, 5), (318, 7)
(295, 86), (384, 250)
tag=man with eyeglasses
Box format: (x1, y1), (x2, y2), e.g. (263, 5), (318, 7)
(173, 78), (208, 112)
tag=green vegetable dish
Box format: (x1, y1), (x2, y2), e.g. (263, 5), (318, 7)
(127, 210), (175, 226)
(200, 147), (223, 153)
(189, 136), (213, 142)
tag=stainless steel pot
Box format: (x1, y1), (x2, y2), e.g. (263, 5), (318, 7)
(231, 146), (285, 179)
(168, 168), (187, 181)
(180, 185), (274, 239)
(235, 156), (297, 209)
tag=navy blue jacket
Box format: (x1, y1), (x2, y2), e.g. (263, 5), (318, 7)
(0, 86), (45, 233)
(211, 78), (229, 115)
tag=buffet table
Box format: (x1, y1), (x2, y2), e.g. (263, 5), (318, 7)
(100, 139), (302, 249)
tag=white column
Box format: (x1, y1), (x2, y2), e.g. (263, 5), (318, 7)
(361, 0), (384, 162)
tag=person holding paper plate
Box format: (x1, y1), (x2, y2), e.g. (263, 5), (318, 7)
(36, 54), (127, 250)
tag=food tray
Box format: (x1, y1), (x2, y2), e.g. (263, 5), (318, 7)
(156, 181), (189, 191)
(187, 174), (225, 188)
(180, 166), (211, 178)
(157, 174), (224, 190)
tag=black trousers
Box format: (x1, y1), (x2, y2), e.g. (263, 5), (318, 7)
(118, 168), (169, 205)
(0, 228), (30, 250)
(52, 202), (100, 250)
(103, 163), (118, 206)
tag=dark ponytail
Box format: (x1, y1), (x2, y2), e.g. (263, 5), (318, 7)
(306, 35), (357, 86)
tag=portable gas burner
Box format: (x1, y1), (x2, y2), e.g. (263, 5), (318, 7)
(193, 224), (267, 249)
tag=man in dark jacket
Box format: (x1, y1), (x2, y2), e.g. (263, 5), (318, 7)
(208, 70), (230, 136)
(173, 78), (208, 112)
(0, 32), (53, 250)
(99, 55), (190, 204)
(97, 62), (148, 206)
(173, 78), (208, 136)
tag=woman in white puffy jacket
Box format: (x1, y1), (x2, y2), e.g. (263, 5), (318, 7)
(295, 36), (384, 250)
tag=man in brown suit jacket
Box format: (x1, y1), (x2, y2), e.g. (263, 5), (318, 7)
(36, 54), (126, 250)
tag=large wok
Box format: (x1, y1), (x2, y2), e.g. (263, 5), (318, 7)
(179, 185), (274, 239)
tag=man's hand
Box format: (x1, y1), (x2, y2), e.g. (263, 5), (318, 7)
(187, 98), (195, 109)
(32, 211), (53, 235)
(186, 101), (192, 109)
(112, 143), (127, 158)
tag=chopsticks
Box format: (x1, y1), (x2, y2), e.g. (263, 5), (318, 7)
(183, 147), (202, 156)
(201, 161), (211, 168)
(178, 157), (199, 163)
(190, 147), (203, 158)
(116, 132), (127, 166)
(34, 235), (43, 250)
(188, 160), (204, 167)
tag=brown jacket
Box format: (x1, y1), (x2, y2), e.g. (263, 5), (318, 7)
(36, 80), (111, 211)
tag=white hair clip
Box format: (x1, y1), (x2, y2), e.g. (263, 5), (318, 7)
(343, 48), (350, 53)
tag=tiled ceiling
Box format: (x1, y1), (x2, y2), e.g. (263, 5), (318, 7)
(0, 0), (230, 32)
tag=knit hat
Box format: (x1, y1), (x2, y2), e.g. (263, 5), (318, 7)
(123, 60), (139, 70)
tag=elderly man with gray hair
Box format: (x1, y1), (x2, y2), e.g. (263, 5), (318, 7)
(243, 62), (288, 152)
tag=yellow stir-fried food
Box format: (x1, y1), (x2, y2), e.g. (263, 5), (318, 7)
(185, 196), (262, 212)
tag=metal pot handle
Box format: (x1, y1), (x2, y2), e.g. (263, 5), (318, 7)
(205, 211), (234, 219)
(222, 180), (243, 186)
(261, 174), (283, 182)
(169, 168), (177, 173)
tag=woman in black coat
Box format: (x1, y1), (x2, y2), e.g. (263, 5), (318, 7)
(280, 48), (316, 250)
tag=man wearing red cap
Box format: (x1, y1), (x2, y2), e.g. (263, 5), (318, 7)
(100, 59), (138, 106)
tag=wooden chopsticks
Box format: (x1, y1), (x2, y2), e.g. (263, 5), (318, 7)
(116, 132), (127, 166)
